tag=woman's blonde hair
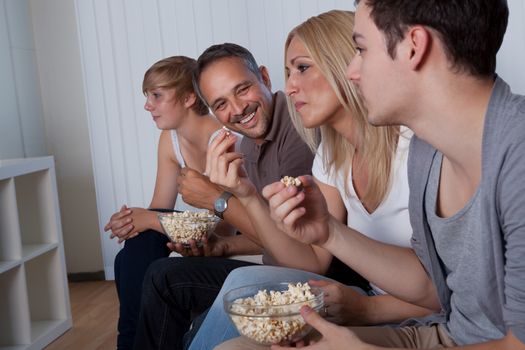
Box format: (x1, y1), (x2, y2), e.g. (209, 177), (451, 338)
(142, 56), (208, 116)
(284, 10), (399, 208)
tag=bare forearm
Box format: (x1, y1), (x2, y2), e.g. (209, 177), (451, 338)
(222, 197), (261, 245)
(221, 234), (263, 256)
(361, 294), (433, 325)
(324, 218), (439, 310)
(241, 194), (329, 274)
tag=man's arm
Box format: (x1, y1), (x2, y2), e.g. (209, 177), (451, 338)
(176, 168), (260, 245)
(206, 131), (334, 274)
(273, 313), (525, 350)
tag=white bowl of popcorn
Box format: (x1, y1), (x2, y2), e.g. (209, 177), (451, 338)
(224, 282), (324, 346)
(158, 211), (220, 246)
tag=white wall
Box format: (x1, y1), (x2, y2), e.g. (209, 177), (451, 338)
(29, 0), (103, 273)
(75, 0), (525, 279)
(1, 0), (522, 277)
(75, 0), (355, 279)
(497, 0), (525, 95)
(0, 0), (46, 159)
(1, 0), (102, 274)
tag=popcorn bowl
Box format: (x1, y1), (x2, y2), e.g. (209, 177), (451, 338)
(223, 282), (324, 346)
(157, 211), (220, 247)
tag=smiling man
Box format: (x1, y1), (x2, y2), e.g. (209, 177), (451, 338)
(132, 43), (317, 350)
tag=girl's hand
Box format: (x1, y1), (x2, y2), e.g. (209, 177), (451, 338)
(104, 205), (134, 241)
(308, 280), (368, 326)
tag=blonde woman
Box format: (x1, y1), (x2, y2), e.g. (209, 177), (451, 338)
(188, 10), (435, 350)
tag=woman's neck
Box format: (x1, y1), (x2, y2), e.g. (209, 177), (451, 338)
(176, 111), (221, 148)
(328, 110), (360, 150)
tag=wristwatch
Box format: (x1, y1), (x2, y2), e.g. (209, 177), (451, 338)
(213, 191), (233, 219)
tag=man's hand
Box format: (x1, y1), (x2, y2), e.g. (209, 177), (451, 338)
(177, 168), (222, 211)
(272, 306), (369, 350)
(262, 175), (331, 246)
(206, 129), (256, 200)
(308, 280), (368, 326)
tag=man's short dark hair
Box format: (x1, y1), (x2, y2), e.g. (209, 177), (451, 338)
(356, 0), (509, 77)
(192, 43), (262, 106)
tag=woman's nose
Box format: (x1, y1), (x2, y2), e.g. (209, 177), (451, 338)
(285, 74), (298, 96)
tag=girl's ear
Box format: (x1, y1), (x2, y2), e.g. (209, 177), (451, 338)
(184, 93), (197, 109)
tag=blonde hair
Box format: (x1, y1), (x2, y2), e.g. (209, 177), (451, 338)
(284, 10), (400, 208)
(142, 56), (208, 116)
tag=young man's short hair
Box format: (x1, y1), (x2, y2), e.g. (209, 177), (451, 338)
(356, 0), (509, 77)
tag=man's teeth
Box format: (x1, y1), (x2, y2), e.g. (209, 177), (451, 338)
(239, 111), (256, 124)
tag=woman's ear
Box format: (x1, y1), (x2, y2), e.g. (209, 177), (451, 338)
(183, 93), (197, 109)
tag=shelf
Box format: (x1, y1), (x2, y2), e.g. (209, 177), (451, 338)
(14, 170), (59, 246)
(0, 157), (55, 180)
(0, 266), (31, 347)
(0, 178), (22, 261)
(21, 243), (58, 262)
(24, 250), (69, 335)
(29, 319), (71, 349)
(0, 157), (71, 349)
(0, 260), (21, 275)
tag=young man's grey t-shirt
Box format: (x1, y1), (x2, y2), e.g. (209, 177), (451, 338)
(409, 77), (525, 345)
(425, 153), (504, 344)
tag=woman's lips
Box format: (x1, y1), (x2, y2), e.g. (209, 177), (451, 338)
(294, 102), (305, 111)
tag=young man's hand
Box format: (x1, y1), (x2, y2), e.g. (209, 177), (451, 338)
(272, 305), (370, 350)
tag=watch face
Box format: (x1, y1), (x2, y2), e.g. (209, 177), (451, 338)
(214, 198), (227, 212)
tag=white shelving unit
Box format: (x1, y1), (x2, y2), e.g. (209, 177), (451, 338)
(0, 157), (71, 350)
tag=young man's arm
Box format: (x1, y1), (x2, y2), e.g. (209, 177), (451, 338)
(272, 313), (525, 350)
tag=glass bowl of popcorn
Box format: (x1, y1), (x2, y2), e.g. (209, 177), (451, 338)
(224, 282), (324, 346)
(158, 210), (220, 247)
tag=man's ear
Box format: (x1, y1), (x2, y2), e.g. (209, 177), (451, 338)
(405, 26), (431, 70)
(259, 65), (272, 91)
(183, 93), (197, 109)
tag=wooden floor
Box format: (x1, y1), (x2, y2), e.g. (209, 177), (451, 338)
(45, 281), (118, 350)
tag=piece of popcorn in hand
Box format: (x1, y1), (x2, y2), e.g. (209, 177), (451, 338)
(280, 176), (302, 187)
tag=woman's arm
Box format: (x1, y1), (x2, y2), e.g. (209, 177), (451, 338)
(149, 130), (180, 210)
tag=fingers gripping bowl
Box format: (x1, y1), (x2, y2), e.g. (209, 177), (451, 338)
(224, 282), (324, 345)
(157, 211), (220, 246)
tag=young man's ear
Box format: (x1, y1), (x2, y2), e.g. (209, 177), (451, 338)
(405, 25), (431, 70)
(259, 66), (272, 91)
(183, 93), (197, 109)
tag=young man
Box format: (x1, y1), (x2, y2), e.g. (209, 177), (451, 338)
(219, 0), (525, 349)
(132, 43), (317, 350)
